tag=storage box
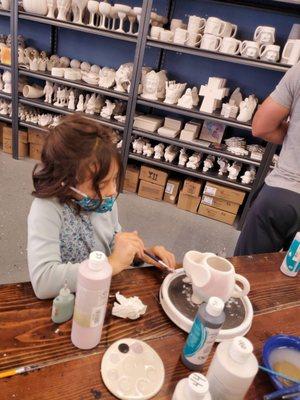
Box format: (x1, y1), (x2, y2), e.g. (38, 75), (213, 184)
(177, 191), (201, 213)
(203, 182), (246, 205)
(138, 180), (164, 201)
(164, 178), (181, 204)
(198, 204), (236, 225)
(139, 166), (168, 187)
(123, 165), (140, 193)
(182, 178), (203, 198)
(201, 195), (240, 214)
(29, 143), (43, 160)
(3, 126), (28, 158)
(28, 129), (46, 145)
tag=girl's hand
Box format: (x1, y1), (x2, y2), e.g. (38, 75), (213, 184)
(143, 246), (176, 271)
(109, 231), (145, 275)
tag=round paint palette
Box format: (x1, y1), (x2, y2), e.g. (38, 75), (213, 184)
(101, 338), (165, 400)
(160, 269), (253, 341)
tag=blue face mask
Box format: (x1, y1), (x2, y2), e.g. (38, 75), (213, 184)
(70, 187), (116, 213)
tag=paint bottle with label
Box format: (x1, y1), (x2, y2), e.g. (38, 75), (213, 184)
(181, 297), (225, 370)
(71, 251), (112, 349)
(172, 373), (212, 399)
(280, 232), (300, 277)
(51, 282), (75, 324)
(206, 337), (258, 400)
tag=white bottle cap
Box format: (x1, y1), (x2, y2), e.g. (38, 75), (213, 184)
(59, 282), (71, 297)
(89, 251), (106, 271)
(187, 373), (210, 399)
(206, 297), (224, 317)
(229, 337), (253, 364)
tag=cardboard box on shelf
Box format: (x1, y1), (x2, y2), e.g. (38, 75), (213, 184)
(164, 178), (181, 204)
(28, 129), (46, 145)
(123, 165), (140, 193)
(2, 126), (28, 158)
(203, 182), (246, 205)
(198, 204), (237, 225)
(138, 180), (164, 201)
(139, 165), (168, 187)
(29, 143), (43, 161)
(201, 195), (240, 214)
(182, 178), (203, 198)
(177, 191), (201, 213)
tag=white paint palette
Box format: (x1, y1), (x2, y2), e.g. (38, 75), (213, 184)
(101, 338), (165, 400)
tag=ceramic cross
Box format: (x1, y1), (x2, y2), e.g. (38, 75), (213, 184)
(199, 77), (229, 114)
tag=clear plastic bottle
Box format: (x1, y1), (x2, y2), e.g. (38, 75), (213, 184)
(51, 282), (75, 324)
(207, 337), (258, 400)
(182, 297), (225, 370)
(71, 251), (112, 349)
(172, 373), (212, 400)
(280, 232), (300, 277)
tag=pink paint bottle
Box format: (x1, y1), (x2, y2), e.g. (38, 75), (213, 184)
(71, 251), (112, 350)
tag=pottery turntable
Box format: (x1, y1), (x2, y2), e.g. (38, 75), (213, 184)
(159, 268), (253, 341)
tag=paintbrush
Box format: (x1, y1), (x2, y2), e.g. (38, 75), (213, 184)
(144, 250), (174, 273)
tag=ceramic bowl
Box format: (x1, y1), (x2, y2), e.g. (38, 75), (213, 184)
(23, 0), (48, 15)
(263, 335), (300, 390)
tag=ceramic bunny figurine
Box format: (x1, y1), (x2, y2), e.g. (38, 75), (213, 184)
(227, 161), (242, 180)
(154, 143), (165, 160)
(217, 157), (229, 175)
(202, 155), (216, 172)
(178, 148), (189, 166)
(164, 145), (178, 163)
(186, 152), (202, 170)
(142, 142), (154, 158)
(132, 137), (145, 154)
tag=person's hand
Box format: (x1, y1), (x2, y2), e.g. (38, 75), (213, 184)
(143, 245), (176, 271)
(109, 231), (145, 275)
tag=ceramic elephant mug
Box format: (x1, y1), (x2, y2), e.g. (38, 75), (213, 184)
(183, 251), (250, 304)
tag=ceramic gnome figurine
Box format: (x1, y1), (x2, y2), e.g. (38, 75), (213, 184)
(237, 94), (258, 122)
(43, 81), (54, 104)
(142, 142), (154, 158)
(154, 143), (165, 160)
(178, 148), (189, 167)
(186, 152), (202, 170)
(132, 137), (145, 154)
(202, 155), (216, 172)
(68, 90), (76, 110)
(217, 157), (228, 175)
(164, 145), (178, 163)
(178, 87), (199, 109)
(227, 161), (242, 180)
(164, 81), (187, 105)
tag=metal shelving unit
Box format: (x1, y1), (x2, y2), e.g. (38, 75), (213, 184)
(19, 69), (129, 101)
(0, 115), (11, 123)
(19, 97), (125, 131)
(132, 128), (261, 166)
(0, 62), (11, 70)
(0, 91), (12, 100)
(137, 97), (252, 131)
(18, 12), (138, 43)
(129, 152), (253, 192)
(19, 121), (48, 132)
(146, 39), (291, 73)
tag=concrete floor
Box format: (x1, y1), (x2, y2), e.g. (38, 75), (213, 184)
(0, 151), (240, 284)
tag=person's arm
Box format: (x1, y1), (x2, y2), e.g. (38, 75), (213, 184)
(252, 97), (290, 145)
(27, 199), (80, 299)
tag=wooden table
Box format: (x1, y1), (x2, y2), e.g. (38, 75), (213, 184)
(0, 253), (299, 399)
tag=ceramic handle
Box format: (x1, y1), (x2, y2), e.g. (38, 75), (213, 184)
(254, 26), (262, 40)
(282, 41), (293, 59)
(232, 274), (250, 298)
(199, 18), (206, 29)
(215, 36), (222, 51)
(240, 41), (247, 55)
(259, 44), (267, 57)
(219, 21), (227, 36)
(233, 40), (242, 54)
(195, 34), (203, 46)
(231, 24), (238, 37)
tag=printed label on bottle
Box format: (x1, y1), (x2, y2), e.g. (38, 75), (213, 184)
(183, 316), (220, 365)
(204, 186), (217, 196)
(73, 286), (109, 328)
(208, 372), (248, 399)
(284, 239), (300, 273)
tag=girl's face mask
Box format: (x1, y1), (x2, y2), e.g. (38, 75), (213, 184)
(70, 186), (116, 213)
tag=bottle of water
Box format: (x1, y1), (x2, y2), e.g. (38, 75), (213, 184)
(280, 232), (300, 277)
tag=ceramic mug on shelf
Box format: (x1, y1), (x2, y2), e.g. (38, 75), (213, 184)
(205, 17), (237, 38)
(150, 26), (164, 40)
(160, 29), (174, 43)
(259, 44), (280, 62)
(200, 33), (222, 51)
(254, 26), (276, 45)
(183, 251), (251, 304)
(240, 40), (260, 59)
(186, 32), (202, 47)
(281, 39), (300, 65)
(174, 28), (190, 45)
(219, 37), (241, 55)
(187, 15), (206, 33)
(170, 18), (183, 32)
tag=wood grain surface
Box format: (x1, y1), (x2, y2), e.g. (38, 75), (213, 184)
(0, 252), (299, 399)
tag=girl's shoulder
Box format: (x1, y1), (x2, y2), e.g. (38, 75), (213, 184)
(29, 197), (64, 220)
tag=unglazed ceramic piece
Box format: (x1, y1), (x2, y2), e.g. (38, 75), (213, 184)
(199, 77), (229, 114)
(43, 81), (54, 104)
